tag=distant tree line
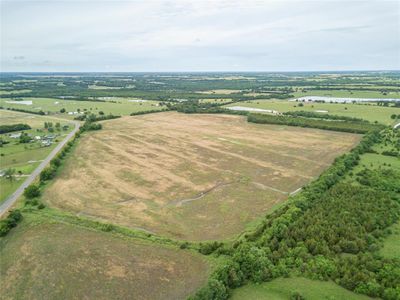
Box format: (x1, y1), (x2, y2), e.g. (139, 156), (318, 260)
(283, 111), (368, 123)
(0, 123), (31, 134)
(0, 107), (45, 115)
(247, 113), (384, 134)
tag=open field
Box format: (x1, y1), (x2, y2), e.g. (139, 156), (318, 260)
(0, 214), (210, 300)
(0, 110), (74, 203)
(381, 222), (400, 260)
(42, 112), (360, 240)
(0, 97), (163, 119)
(230, 277), (373, 300)
(225, 100), (400, 125)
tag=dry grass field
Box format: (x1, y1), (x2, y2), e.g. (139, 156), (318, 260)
(0, 215), (210, 300)
(42, 112), (360, 240)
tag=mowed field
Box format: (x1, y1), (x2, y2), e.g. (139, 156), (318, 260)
(42, 112), (360, 240)
(230, 277), (373, 300)
(0, 215), (210, 300)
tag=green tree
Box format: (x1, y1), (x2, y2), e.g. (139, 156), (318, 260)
(4, 168), (16, 181)
(23, 184), (40, 199)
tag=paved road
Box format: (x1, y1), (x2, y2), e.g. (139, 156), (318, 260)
(0, 121), (80, 217)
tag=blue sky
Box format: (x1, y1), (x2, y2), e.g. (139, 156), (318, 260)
(1, 0), (399, 72)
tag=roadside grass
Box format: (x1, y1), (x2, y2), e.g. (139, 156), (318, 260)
(230, 277), (373, 300)
(0, 97), (163, 119)
(225, 100), (400, 125)
(41, 112), (359, 241)
(0, 178), (21, 204)
(380, 222), (400, 260)
(0, 212), (212, 300)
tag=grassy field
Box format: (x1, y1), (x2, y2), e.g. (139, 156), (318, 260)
(0, 213), (210, 300)
(230, 277), (373, 300)
(41, 112), (359, 241)
(225, 100), (400, 125)
(293, 89), (400, 99)
(0, 97), (163, 119)
(0, 110), (74, 203)
(381, 222), (400, 260)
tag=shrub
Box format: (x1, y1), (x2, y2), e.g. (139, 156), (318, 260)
(0, 210), (22, 237)
(23, 184), (40, 199)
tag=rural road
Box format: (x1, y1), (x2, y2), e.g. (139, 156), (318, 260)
(0, 121), (80, 217)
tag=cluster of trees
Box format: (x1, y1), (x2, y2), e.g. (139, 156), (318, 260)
(247, 113), (384, 134)
(356, 168), (400, 193)
(130, 108), (170, 116)
(19, 132), (32, 143)
(191, 130), (400, 300)
(44, 121), (62, 132)
(0, 210), (22, 237)
(390, 114), (400, 119)
(283, 111), (367, 123)
(74, 113), (120, 122)
(0, 123), (31, 134)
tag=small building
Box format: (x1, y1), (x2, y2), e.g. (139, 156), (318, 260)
(41, 140), (52, 147)
(35, 136), (41, 140)
(9, 132), (22, 139)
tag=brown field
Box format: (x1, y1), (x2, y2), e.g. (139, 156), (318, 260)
(0, 215), (210, 300)
(42, 112), (360, 240)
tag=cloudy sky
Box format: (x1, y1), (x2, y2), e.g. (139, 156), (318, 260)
(1, 0), (399, 72)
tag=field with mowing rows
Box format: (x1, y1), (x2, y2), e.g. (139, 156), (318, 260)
(42, 112), (360, 241)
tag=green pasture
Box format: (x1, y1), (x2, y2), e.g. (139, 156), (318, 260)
(226, 100), (400, 125)
(230, 277), (372, 300)
(0, 97), (163, 119)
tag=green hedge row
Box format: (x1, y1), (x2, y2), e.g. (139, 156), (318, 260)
(247, 113), (384, 134)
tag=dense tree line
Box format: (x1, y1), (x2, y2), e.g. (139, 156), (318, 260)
(247, 113), (384, 134)
(0, 107), (45, 115)
(0, 123), (31, 134)
(74, 113), (120, 122)
(283, 111), (368, 123)
(0, 210), (22, 237)
(190, 130), (400, 300)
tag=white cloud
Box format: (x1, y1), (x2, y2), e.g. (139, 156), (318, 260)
(1, 0), (399, 71)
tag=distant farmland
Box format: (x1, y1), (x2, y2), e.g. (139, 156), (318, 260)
(42, 112), (360, 241)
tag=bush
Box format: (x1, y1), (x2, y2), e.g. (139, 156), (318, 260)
(40, 166), (56, 182)
(23, 184), (40, 199)
(290, 291), (305, 300)
(0, 209), (23, 237)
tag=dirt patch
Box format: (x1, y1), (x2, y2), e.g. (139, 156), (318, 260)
(42, 112), (360, 240)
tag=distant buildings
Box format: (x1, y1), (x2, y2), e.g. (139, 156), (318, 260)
(292, 96), (400, 103)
